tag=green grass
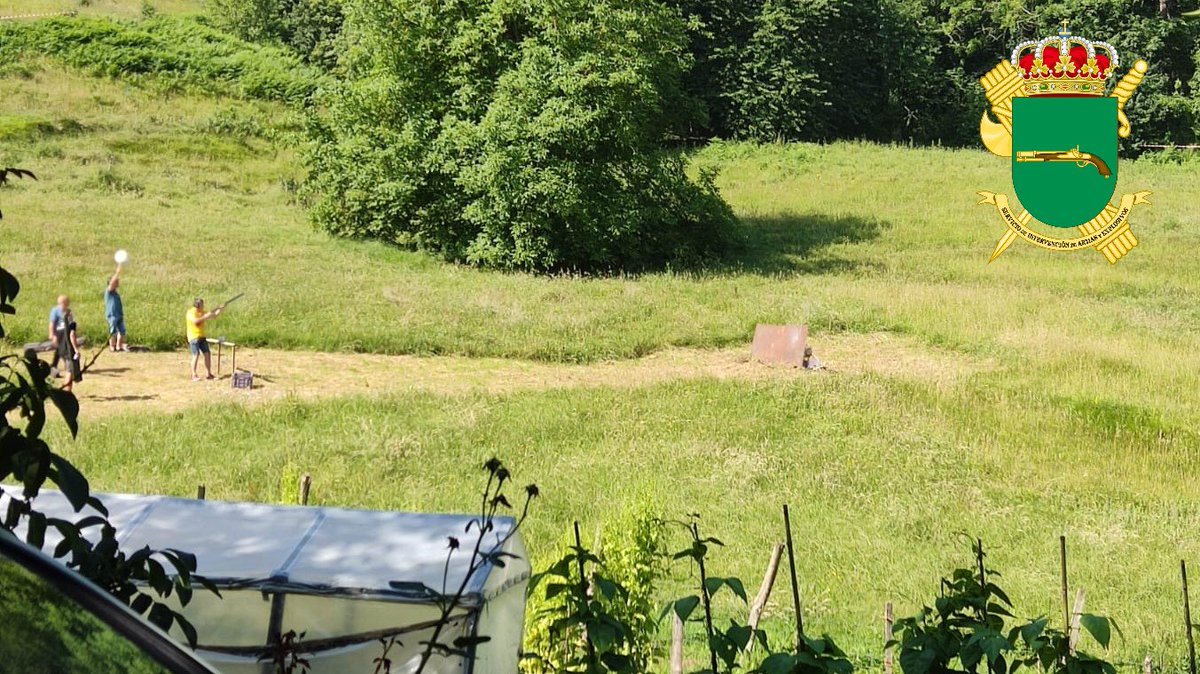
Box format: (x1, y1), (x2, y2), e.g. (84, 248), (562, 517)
(0, 15), (324, 103)
(44, 373), (1200, 666)
(3, 66), (1200, 365)
(0, 0), (203, 18)
(6, 54), (1200, 668)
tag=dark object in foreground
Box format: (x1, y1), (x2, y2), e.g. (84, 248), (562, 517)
(23, 336), (88, 353)
(0, 530), (219, 674)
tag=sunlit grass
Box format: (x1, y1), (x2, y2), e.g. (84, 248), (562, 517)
(45, 372), (1200, 667)
(0, 0), (202, 18)
(5, 59), (1200, 669)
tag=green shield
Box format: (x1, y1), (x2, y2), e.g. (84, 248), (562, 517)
(1012, 97), (1117, 228)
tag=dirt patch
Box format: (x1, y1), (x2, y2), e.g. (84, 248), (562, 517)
(63, 333), (988, 418)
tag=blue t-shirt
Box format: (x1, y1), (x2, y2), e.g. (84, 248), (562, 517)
(49, 306), (62, 326)
(104, 288), (123, 320)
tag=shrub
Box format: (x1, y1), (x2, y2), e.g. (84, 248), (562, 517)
(305, 0), (737, 272)
(523, 507), (668, 673)
(209, 0), (345, 70)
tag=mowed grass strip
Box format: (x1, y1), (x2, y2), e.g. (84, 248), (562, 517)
(46, 372), (1200, 664)
(3, 67), (1200, 364)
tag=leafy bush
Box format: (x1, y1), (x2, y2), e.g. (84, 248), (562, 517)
(209, 0), (345, 70)
(523, 507), (667, 673)
(894, 539), (1120, 674)
(0, 16), (325, 103)
(306, 0), (737, 272)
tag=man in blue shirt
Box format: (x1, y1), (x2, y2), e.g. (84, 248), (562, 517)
(105, 265), (127, 352)
(47, 295), (68, 375)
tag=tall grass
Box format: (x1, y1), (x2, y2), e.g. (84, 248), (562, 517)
(0, 15), (324, 102)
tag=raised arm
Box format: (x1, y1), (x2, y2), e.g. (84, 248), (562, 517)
(108, 265), (122, 291)
(192, 307), (223, 326)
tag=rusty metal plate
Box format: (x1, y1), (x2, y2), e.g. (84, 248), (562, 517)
(750, 324), (808, 367)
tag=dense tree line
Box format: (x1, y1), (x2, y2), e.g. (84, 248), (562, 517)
(216, 0), (1200, 146)
(210, 0), (1200, 270)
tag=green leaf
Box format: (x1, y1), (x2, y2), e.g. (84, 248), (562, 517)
(600, 652), (632, 671)
(900, 641), (939, 674)
(48, 455), (89, 511)
(1018, 617), (1048, 646)
(987, 582), (1013, 607)
(756, 653), (800, 674)
(131, 593), (153, 615)
(704, 576), (725, 597)
(176, 615), (199, 649)
(1079, 614), (1112, 649)
(147, 603), (173, 631)
(47, 389), (79, 438)
(725, 577), (748, 602)
(590, 620), (619, 651)
(595, 575), (619, 601)
(674, 595), (701, 622)
(987, 602), (1014, 618)
(725, 622), (753, 650)
(25, 511), (46, 550)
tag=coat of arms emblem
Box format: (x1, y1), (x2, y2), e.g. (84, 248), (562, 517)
(978, 21), (1150, 263)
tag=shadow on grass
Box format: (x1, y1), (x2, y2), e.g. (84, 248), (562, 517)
(85, 394), (158, 402)
(718, 213), (889, 276)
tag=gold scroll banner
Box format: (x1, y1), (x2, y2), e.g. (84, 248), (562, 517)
(978, 191), (1151, 264)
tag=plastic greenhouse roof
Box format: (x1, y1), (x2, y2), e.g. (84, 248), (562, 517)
(4, 489), (523, 604)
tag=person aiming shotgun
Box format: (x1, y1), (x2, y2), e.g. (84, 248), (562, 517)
(186, 297), (224, 381)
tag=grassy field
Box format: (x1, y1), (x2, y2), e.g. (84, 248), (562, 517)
(4, 66), (1200, 366)
(5, 24), (1200, 671)
(0, 0), (202, 18)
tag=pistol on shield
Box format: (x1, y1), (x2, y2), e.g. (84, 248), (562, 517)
(1015, 146), (1112, 178)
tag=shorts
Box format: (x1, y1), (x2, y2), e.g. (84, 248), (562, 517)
(189, 338), (210, 355)
(107, 317), (126, 336)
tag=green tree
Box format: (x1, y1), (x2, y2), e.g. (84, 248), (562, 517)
(210, 0), (345, 69)
(306, 0), (735, 272)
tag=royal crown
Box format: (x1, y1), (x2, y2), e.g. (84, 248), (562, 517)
(1011, 21), (1120, 96)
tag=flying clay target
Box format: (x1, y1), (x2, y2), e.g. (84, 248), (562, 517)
(114, 249), (129, 264)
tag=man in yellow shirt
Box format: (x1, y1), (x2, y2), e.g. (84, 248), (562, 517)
(186, 298), (223, 381)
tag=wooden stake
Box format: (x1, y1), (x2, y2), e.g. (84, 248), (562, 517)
(196, 484), (206, 500)
(1068, 588), (1086, 654)
(783, 504), (804, 649)
(1060, 536), (1070, 632)
(299, 473), (312, 506)
(573, 522), (596, 669)
(1184, 560), (1197, 674)
(670, 613), (684, 674)
(746, 543), (785, 652)
(1143, 655), (1153, 674)
(884, 602), (895, 674)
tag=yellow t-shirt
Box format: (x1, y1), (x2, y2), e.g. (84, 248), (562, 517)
(186, 307), (205, 342)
